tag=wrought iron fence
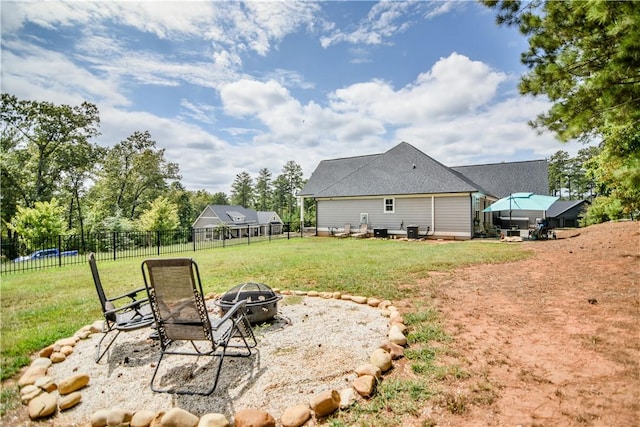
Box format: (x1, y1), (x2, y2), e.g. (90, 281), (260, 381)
(1, 223), (299, 274)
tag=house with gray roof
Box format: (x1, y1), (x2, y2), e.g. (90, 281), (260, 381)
(299, 142), (549, 239)
(192, 205), (283, 240)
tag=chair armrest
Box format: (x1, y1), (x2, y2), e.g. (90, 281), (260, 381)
(105, 297), (149, 316)
(106, 286), (148, 303)
(210, 300), (247, 331)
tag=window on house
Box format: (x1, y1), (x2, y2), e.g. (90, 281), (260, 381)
(384, 198), (395, 213)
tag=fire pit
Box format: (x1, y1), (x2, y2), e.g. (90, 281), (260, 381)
(216, 282), (282, 324)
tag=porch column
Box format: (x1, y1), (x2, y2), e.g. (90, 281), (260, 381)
(299, 195), (304, 231)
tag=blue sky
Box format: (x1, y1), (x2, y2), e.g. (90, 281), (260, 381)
(1, 1), (586, 194)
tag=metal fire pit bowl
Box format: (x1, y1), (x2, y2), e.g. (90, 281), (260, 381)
(216, 282), (282, 324)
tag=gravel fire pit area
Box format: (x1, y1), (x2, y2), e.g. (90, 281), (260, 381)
(29, 295), (390, 426)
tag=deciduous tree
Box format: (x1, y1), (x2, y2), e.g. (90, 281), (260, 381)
(89, 131), (180, 220)
(0, 93), (100, 234)
(9, 199), (66, 248)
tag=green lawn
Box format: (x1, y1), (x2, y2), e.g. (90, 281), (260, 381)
(1, 237), (530, 386)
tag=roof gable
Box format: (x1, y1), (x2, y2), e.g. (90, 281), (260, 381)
(301, 142), (481, 197)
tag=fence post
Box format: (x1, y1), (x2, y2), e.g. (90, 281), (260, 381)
(156, 231), (161, 256)
(112, 232), (117, 261)
(247, 226), (250, 245)
(192, 229), (196, 252)
(58, 235), (62, 267)
(269, 223), (272, 242)
(287, 222), (290, 240)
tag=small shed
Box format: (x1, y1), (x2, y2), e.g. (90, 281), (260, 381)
(546, 200), (589, 228)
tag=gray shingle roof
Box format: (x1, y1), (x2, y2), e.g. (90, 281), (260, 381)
(207, 205), (258, 224)
(299, 142), (482, 197)
(546, 200), (588, 217)
(452, 160), (549, 199)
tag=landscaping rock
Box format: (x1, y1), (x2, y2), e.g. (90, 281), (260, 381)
(340, 294), (352, 301)
(131, 410), (157, 427)
(309, 389), (340, 417)
(389, 312), (404, 324)
(354, 363), (381, 379)
(55, 337), (78, 347)
(27, 391), (57, 419)
(367, 298), (381, 307)
(197, 413), (230, 427)
(151, 410), (167, 427)
(107, 408), (134, 426)
(280, 404), (311, 427)
(34, 375), (57, 392)
(234, 408), (276, 427)
(39, 344), (55, 358)
(58, 373), (90, 395)
(20, 384), (42, 404)
(379, 300), (392, 309)
(60, 345), (74, 356)
(161, 407), (199, 427)
(370, 348), (392, 372)
(339, 387), (357, 408)
(90, 320), (104, 333)
(50, 352), (67, 363)
(59, 391), (82, 411)
(350, 295), (367, 304)
(389, 324), (407, 346)
(379, 341), (404, 360)
(18, 358), (52, 386)
(307, 290), (319, 297)
(90, 409), (110, 427)
(352, 374), (376, 397)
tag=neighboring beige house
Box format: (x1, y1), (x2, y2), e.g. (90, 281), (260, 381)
(192, 205), (284, 241)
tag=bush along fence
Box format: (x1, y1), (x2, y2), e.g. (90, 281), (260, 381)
(1, 223), (299, 274)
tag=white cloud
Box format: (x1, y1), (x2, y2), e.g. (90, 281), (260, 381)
(320, 1), (464, 48)
(1, 39), (129, 107)
(329, 53), (507, 123)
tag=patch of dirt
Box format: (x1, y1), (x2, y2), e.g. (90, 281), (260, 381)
(400, 220), (640, 426)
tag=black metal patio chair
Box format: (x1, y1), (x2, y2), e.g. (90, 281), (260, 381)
(89, 253), (154, 363)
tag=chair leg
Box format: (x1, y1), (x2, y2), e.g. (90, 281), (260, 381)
(230, 316), (257, 349)
(220, 318), (254, 357)
(149, 348), (225, 396)
(95, 329), (120, 363)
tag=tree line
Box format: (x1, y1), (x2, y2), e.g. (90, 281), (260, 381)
(484, 0), (639, 225)
(1, 93), (313, 247)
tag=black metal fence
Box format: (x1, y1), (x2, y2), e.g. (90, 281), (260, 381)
(1, 223), (299, 274)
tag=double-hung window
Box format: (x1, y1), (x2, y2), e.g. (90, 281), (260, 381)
(384, 198), (395, 213)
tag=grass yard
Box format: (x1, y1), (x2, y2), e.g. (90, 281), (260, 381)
(0, 237), (530, 398)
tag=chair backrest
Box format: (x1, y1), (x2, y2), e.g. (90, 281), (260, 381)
(141, 258), (212, 344)
(89, 253), (110, 313)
